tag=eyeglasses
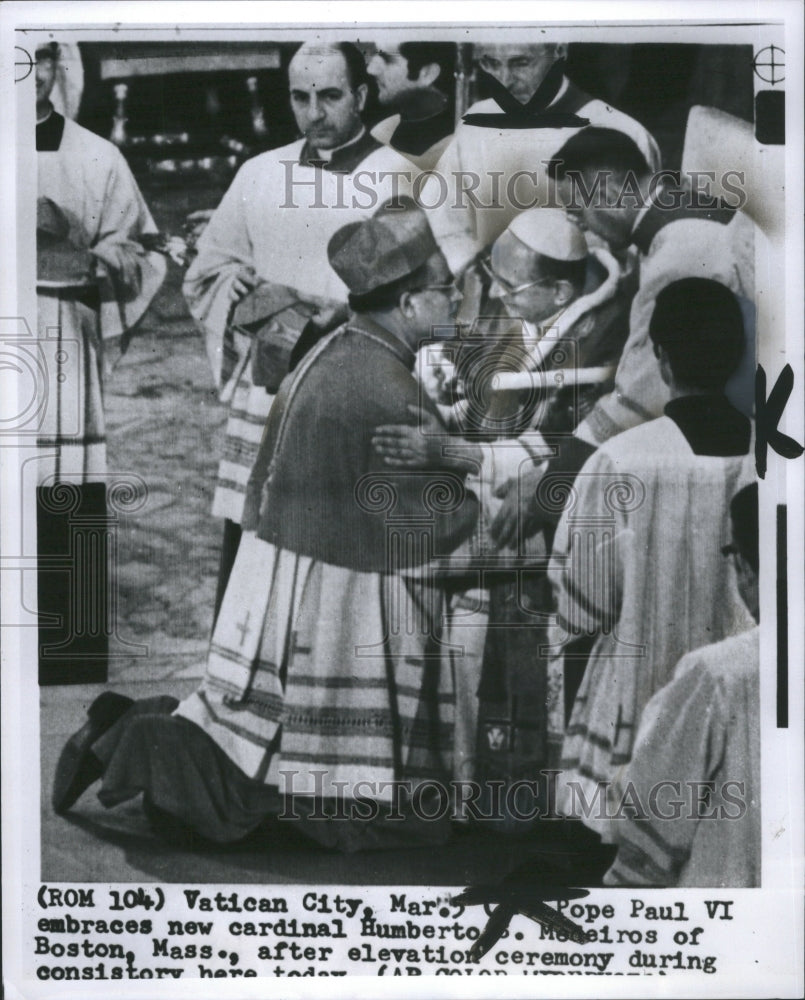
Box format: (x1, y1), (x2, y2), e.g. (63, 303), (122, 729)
(479, 257), (553, 298)
(411, 281), (461, 298)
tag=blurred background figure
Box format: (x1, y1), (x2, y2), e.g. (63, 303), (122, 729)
(45, 40), (84, 119)
(37, 40), (166, 483)
(368, 40), (457, 171)
(604, 482), (760, 888)
(549, 127), (755, 448)
(36, 40), (166, 684)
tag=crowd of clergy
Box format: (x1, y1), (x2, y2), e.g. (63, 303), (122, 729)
(41, 37), (761, 887)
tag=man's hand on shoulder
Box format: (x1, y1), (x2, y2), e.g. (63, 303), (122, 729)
(373, 405), (483, 473)
(373, 405), (445, 470)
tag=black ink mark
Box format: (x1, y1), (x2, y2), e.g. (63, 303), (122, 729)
(777, 504), (788, 728)
(755, 91), (785, 145)
(755, 364), (804, 479)
(454, 886), (590, 961)
(451, 843), (614, 961)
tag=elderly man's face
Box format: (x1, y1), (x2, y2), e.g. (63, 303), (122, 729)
(488, 231), (563, 324)
(367, 46), (419, 105)
(475, 44), (563, 103)
(289, 48), (367, 150)
(35, 52), (57, 109)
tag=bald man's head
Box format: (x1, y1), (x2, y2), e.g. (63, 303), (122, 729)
(288, 43), (368, 150)
(475, 43), (566, 103)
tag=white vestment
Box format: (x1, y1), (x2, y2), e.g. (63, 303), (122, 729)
(37, 116), (165, 484)
(576, 212), (756, 446)
(604, 626), (760, 887)
(548, 415), (755, 836)
(175, 533), (455, 801)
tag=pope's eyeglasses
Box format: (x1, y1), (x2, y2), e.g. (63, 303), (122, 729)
(479, 257), (553, 298)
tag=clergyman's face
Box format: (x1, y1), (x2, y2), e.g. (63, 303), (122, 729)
(406, 252), (462, 339)
(36, 53), (57, 108)
(475, 44), (562, 103)
(288, 48), (367, 150)
(367, 47), (418, 105)
(559, 172), (637, 251)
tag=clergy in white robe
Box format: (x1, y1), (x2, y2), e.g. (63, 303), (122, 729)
(605, 482), (760, 886)
(548, 279), (755, 838)
(419, 46), (660, 277)
(603, 626), (760, 887)
(182, 43), (414, 621)
(36, 43), (165, 484)
(182, 45), (413, 530)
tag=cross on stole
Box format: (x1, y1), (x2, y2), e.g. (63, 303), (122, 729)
(235, 611), (251, 648)
(484, 695), (545, 753)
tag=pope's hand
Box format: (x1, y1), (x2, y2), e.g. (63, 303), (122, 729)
(488, 464), (545, 549)
(90, 237), (146, 292)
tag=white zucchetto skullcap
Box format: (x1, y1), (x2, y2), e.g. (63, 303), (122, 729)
(507, 207), (587, 261)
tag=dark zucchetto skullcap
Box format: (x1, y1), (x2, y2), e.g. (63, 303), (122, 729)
(36, 41), (60, 59)
(648, 277), (745, 390)
(327, 197), (439, 296)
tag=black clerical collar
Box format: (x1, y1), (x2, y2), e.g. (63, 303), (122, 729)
(299, 128), (381, 173)
(665, 394), (750, 456)
(36, 110), (65, 151)
(462, 61), (591, 129)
